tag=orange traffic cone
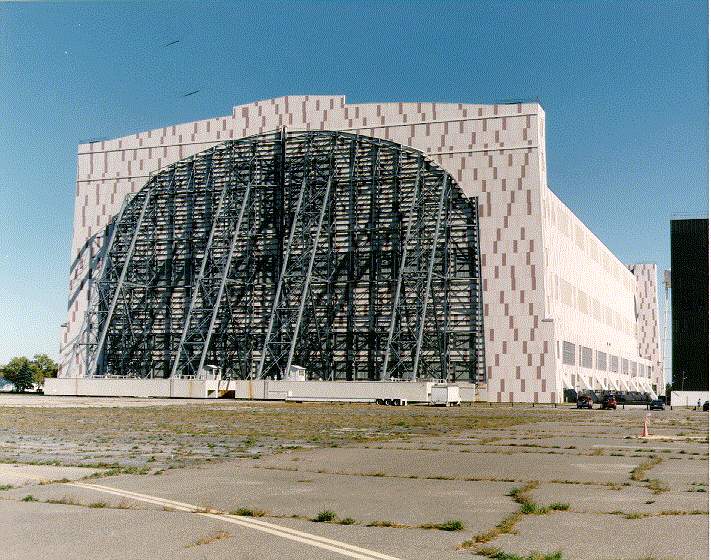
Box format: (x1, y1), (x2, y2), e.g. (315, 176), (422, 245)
(640, 413), (650, 437)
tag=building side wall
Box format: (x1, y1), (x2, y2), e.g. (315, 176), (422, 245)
(627, 263), (664, 392)
(541, 188), (653, 394)
(670, 219), (709, 391)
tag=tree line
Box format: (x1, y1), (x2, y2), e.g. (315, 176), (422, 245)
(0, 355), (58, 392)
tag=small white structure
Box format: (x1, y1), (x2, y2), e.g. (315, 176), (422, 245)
(670, 391), (709, 407)
(430, 384), (461, 406)
(200, 365), (221, 380)
(285, 365), (306, 382)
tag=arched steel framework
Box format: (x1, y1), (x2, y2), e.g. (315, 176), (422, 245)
(83, 130), (485, 382)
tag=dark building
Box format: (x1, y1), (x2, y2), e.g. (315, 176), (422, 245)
(671, 218), (709, 390)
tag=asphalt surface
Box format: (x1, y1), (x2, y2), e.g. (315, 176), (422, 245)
(0, 399), (708, 559)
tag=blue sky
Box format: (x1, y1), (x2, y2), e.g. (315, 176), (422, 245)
(0, 1), (707, 365)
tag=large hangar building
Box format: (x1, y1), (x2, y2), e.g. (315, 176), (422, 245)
(59, 96), (663, 402)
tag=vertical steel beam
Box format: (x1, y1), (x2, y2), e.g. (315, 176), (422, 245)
(285, 173), (334, 375)
(411, 176), (448, 379)
(366, 144), (381, 380)
(196, 179), (254, 376)
(345, 137), (358, 381)
(256, 138), (314, 379)
(169, 158), (226, 378)
(440, 183), (452, 380)
(381, 157), (423, 380)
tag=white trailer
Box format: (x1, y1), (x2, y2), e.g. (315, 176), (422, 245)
(430, 384), (461, 406)
(44, 377), (221, 399)
(233, 379), (434, 404)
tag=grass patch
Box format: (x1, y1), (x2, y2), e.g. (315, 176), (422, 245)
(507, 481), (539, 504)
(519, 501), (569, 515)
(21, 495), (37, 502)
(185, 530), (231, 548)
(43, 496), (133, 510)
(463, 511), (524, 546)
(476, 548), (563, 560)
(84, 465), (151, 479)
(464, 482), (570, 547)
(419, 519), (464, 531)
(313, 510), (337, 522)
(519, 501), (539, 514)
(230, 507), (267, 517)
(38, 477), (70, 485)
(610, 509), (708, 520)
(338, 517), (356, 525)
(646, 479), (670, 495)
(549, 479), (628, 490)
(45, 496), (81, 506)
(0, 484), (13, 491)
(630, 456), (662, 481)
(687, 482), (707, 492)
(366, 519), (407, 528)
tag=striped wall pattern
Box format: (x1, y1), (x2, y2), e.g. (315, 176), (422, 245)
(627, 263), (664, 391)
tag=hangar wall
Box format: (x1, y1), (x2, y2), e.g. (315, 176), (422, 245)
(61, 95), (659, 402)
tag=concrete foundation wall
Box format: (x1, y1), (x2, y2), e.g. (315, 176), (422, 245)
(44, 378), (480, 403)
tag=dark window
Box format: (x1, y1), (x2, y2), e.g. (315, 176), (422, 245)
(562, 341), (575, 365)
(596, 351), (607, 371)
(580, 346), (593, 369)
(609, 355), (619, 373)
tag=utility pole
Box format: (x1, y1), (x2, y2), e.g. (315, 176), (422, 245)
(662, 269), (671, 392)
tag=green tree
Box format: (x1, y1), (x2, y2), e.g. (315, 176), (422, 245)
(31, 354), (58, 387)
(1, 357), (36, 392)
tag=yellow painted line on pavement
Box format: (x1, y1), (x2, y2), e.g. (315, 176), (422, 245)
(67, 482), (402, 560)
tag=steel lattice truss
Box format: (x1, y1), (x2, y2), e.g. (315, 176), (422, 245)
(83, 130), (485, 381)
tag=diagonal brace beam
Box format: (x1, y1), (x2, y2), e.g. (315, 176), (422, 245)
(196, 178), (254, 377)
(411, 175), (448, 379)
(90, 182), (155, 376)
(380, 157), (423, 380)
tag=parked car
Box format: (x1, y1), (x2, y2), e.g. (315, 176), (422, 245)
(649, 399), (665, 411)
(576, 395), (593, 409)
(703, 401), (709, 412)
(600, 395), (617, 410)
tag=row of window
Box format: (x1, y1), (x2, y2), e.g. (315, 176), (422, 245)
(560, 341), (650, 377)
